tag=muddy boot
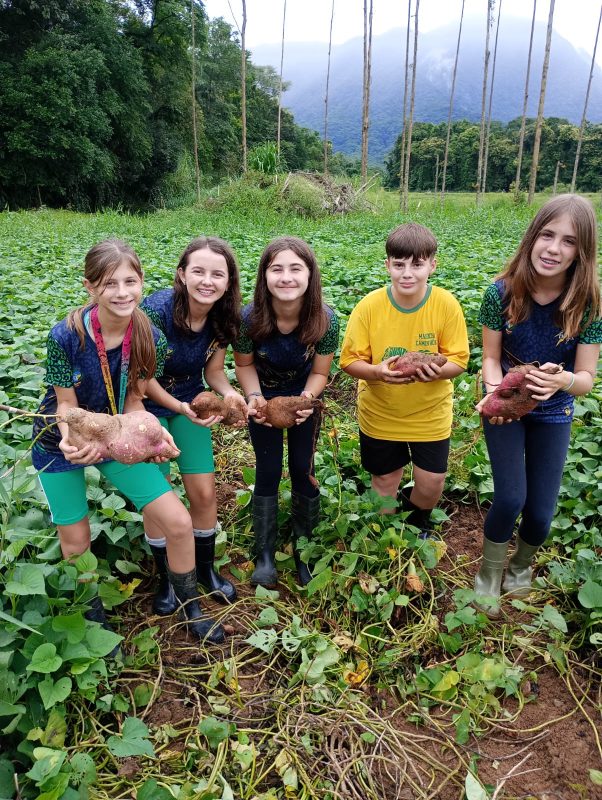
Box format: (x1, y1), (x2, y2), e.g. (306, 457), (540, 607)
(167, 567), (225, 644)
(84, 596), (120, 657)
(473, 538), (509, 619)
(194, 528), (237, 604)
(147, 536), (179, 616)
(250, 495), (279, 588)
(503, 536), (540, 598)
(400, 489), (434, 539)
(291, 491), (319, 586)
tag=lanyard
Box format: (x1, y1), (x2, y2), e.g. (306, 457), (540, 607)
(90, 305), (133, 415)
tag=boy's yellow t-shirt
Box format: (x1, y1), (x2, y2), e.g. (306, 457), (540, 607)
(339, 284), (469, 441)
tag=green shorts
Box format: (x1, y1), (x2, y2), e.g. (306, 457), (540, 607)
(38, 461), (172, 526)
(158, 414), (215, 477)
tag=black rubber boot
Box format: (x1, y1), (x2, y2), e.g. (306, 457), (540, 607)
(148, 542), (179, 616)
(291, 491), (320, 586)
(167, 567), (225, 644)
(250, 495), (279, 588)
(195, 532), (237, 604)
(400, 489), (434, 539)
(84, 596), (120, 657)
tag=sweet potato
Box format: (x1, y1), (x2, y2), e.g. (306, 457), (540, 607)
(190, 392), (247, 426)
(61, 407), (180, 464)
(390, 352), (447, 377)
(263, 396), (323, 429)
(481, 363), (562, 420)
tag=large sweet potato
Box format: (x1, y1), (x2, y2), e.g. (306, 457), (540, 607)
(481, 363), (562, 420)
(390, 352), (447, 377)
(61, 408), (180, 464)
(190, 392), (247, 426)
(263, 396), (323, 429)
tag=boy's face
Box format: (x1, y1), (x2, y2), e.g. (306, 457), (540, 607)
(385, 255), (436, 307)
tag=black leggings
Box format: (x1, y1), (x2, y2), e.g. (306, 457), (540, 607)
(249, 412), (321, 498)
(483, 417), (571, 546)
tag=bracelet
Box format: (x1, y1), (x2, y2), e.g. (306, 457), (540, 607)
(564, 373), (576, 392)
(246, 391), (263, 401)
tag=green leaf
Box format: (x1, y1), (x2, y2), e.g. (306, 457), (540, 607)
(133, 683), (154, 708)
(432, 670), (459, 693)
(245, 629), (278, 654)
(26, 748), (67, 784)
(101, 493), (126, 511)
(107, 717), (154, 758)
(27, 643), (62, 674)
(4, 564), (46, 596)
(38, 676), (72, 710)
(578, 580), (602, 609)
(198, 716), (234, 749)
(541, 605), (567, 632)
(74, 551), (97, 574)
(254, 585), (280, 601)
(590, 769), (602, 786)
(305, 566), (333, 596)
(0, 759), (15, 799)
(137, 779), (173, 800)
(52, 613), (86, 644)
(257, 607), (280, 627)
(69, 753), (96, 787)
(0, 609), (43, 635)
(85, 625), (122, 657)
(465, 771), (489, 800)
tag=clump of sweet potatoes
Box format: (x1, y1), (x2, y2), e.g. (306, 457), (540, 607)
(481, 363), (562, 420)
(390, 352), (447, 377)
(263, 396), (323, 429)
(61, 408), (180, 464)
(190, 392), (247, 426)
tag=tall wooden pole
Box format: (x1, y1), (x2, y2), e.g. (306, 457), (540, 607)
(402, 0), (420, 213)
(571, 4), (602, 193)
(360, 0), (374, 182)
(323, 0), (335, 173)
(440, 0), (465, 203)
(241, 0), (248, 173)
(528, 0), (555, 204)
(514, 0), (537, 198)
(277, 0), (287, 157)
(190, 0), (201, 203)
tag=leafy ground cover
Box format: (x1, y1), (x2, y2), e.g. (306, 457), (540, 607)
(0, 194), (601, 800)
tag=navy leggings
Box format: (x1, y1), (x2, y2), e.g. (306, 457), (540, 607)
(483, 417), (571, 546)
(249, 411), (321, 498)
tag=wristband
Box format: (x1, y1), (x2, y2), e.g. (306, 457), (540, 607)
(246, 391), (263, 401)
(564, 373), (576, 392)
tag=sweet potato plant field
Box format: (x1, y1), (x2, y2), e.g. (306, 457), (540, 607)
(0, 196), (601, 800)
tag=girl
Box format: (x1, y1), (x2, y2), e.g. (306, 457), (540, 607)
(141, 236), (246, 610)
(32, 240), (224, 644)
(233, 236), (339, 588)
(474, 195), (602, 617)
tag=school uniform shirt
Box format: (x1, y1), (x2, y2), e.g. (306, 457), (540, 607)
(141, 288), (222, 417)
(234, 303), (339, 398)
(340, 284), (469, 441)
(32, 314), (167, 473)
(479, 279), (602, 422)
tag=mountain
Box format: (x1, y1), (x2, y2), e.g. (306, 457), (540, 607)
(250, 15), (602, 164)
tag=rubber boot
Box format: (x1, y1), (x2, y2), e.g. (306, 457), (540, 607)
(84, 596), (120, 657)
(400, 489), (434, 539)
(148, 542), (179, 616)
(503, 536), (540, 598)
(195, 530), (237, 604)
(473, 539), (509, 619)
(291, 491), (320, 586)
(167, 567), (225, 644)
(250, 495), (279, 588)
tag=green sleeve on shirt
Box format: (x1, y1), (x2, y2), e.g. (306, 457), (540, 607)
(233, 317), (254, 354)
(579, 316), (602, 344)
(155, 333), (167, 378)
(45, 334), (73, 387)
(316, 311), (340, 355)
(143, 305), (165, 332)
(478, 284), (505, 331)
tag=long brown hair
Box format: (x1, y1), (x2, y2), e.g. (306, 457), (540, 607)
(499, 194), (601, 340)
(248, 236), (329, 345)
(172, 237), (241, 345)
(68, 239), (156, 398)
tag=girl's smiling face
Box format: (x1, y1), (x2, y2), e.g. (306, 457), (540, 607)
(178, 247), (230, 308)
(85, 261), (143, 320)
(265, 248), (310, 303)
(531, 213), (578, 281)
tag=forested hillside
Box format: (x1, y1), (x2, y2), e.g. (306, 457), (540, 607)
(0, 0), (323, 209)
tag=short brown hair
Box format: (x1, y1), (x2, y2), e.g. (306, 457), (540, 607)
(386, 223), (437, 260)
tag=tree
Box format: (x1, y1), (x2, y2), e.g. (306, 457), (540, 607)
(482, 0), (502, 194)
(360, 0), (373, 182)
(528, 0), (555, 204)
(571, 3), (602, 193)
(476, 0), (494, 205)
(514, 0), (537, 199)
(402, 0), (420, 213)
(276, 0), (287, 157)
(440, 0), (465, 203)
(323, 0), (335, 173)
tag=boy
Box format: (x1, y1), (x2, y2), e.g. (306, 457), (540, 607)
(339, 222), (469, 535)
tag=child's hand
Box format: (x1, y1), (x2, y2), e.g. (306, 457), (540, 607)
(374, 356), (415, 384)
(525, 363), (566, 401)
(413, 361), (443, 382)
(223, 391), (250, 429)
(59, 436), (103, 465)
(180, 401), (223, 427)
(147, 427), (180, 462)
(249, 394), (271, 426)
(475, 395), (513, 425)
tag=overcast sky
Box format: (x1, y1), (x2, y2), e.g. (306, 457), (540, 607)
(203, 0), (602, 65)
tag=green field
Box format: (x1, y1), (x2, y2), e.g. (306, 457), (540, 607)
(0, 195), (601, 800)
